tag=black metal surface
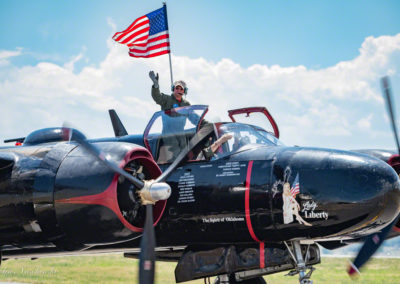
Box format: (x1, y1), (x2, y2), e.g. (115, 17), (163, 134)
(3, 137), (25, 144)
(0, 134), (399, 254)
(0, 140), (161, 249)
(109, 109), (128, 137)
(174, 244), (319, 283)
(0, 104), (399, 284)
(53, 141), (160, 246)
(148, 146), (400, 246)
(67, 128), (145, 189)
(23, 127), (68, 146)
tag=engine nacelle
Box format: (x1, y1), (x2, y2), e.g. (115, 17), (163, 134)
(51, 142), (164, 249)
(0, 140), (164, 250)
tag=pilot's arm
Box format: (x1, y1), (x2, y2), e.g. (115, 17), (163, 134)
(209, 133), (233, 153)
(149, 71), (168, 107)
(202, 134), (233, 160)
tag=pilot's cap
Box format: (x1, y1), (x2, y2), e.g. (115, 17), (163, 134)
(173, 80), (187, 89)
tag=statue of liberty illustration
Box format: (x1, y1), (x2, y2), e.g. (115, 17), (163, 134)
(282, 169), (312, 226)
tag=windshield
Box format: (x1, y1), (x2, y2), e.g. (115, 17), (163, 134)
(146, 105), (208, 136)
(144, 105), (208, 164)
(217, 123), (284, 154)
(254, 126), (284, 146)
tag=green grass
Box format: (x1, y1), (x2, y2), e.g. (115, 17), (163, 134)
(0, 254), (399, 283)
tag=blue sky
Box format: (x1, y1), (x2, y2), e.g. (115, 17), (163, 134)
(1, 1), (399, 68)
(0, 0), (400, 150)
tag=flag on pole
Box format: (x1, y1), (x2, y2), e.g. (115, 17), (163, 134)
(112, 6), (170, 58)
(290, 173), (300, 197)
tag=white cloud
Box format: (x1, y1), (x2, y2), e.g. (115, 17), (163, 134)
(357, 114), (373, 130)
(0, 48), (22, 60)
(1, 34), (400, 150)
(64, 47), (87, 72)
(0, 47), (22, 66)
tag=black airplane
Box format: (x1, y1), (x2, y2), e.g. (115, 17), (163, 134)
(0, 77), (399, 284)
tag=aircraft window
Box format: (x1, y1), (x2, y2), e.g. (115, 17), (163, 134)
(217, 123), (283, 155)
(256, 129), (285, 146)
(189, 123), (284, 162)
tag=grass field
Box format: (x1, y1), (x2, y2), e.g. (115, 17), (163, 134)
(0, 254), (398, 283)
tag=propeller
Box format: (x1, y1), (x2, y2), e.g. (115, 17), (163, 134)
(62, 122), (215, 284)
(347, 76), (400, 276)
(62, 126), (145, 188)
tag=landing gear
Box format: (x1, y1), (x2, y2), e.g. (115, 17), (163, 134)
(284, 241), (315, 284)
(213, 275), (266, 284)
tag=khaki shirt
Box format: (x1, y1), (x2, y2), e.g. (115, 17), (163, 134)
(151, 86), (190, 110)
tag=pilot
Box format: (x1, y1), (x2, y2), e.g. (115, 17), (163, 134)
(149, 71), (191, 163)
(149, 71), (191, 110)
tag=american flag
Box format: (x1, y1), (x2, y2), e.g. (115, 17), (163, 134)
(112, 6), (170, 58)
(290, 173), (300, 197)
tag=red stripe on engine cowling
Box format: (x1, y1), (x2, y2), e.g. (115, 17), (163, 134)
(245, 160), (265, 268)
(56, 148), (167, 233)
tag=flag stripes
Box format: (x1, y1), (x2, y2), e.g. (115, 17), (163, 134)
(113, 16), (149, 45)
(290, 173), (300, 197)
(112, 6), (170, 58)
(129, 32), (170, 58)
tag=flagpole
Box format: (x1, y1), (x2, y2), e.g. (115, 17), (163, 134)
(163, 2), (174, 87)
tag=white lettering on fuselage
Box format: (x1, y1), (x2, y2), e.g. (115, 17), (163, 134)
(216, 162), (246, 178)
(202, 217), (245, 223)
(177, 172), (195, 203)
(301, 201), (329, 220)
(302, 201), (317, 211)
(200, 164), (213, 168)
(304, 211), (329, 220)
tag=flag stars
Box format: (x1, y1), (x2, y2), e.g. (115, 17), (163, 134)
(113, 6), (170, 58)
(149, 12), (166, 35)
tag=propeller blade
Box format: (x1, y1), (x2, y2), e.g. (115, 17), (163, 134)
(348, 215), (400, 276)
(137, 123), (214, 284)
(62, 126), (144, 189)
(348, 76), (399, 276)
(382, 76), (400, 155)
(155, 123), (214, 183)
(139, 204), (156, 284)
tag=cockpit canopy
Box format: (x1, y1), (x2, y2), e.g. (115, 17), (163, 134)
(143, 105), (283, 164)
(144, 105), (208, 163)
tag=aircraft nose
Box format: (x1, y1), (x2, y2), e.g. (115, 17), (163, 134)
(281, 148), (400, 232)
